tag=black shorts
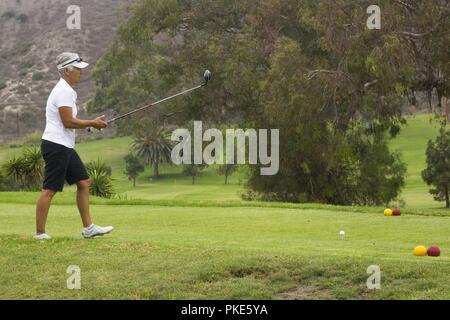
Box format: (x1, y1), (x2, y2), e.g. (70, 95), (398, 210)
(41, 140), (89, 192)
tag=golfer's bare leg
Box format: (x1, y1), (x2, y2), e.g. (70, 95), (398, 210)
(36, 190), (57, 234)
(77, 179), (93, 228)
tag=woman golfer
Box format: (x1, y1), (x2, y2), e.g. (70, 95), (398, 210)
(34, 52), (113, 240)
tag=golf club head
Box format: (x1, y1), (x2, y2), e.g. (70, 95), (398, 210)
(204, 70), (212, 84)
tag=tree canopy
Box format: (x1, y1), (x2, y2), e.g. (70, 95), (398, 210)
(90, 0), (449, 205)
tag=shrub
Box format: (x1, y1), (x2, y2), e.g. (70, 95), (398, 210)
(16, 13), (28, 23)
(32, 72), (44, 81)
(15, 85), (29, 94)
(16, 43), (32, 56)
(1, 147), (43, 190)
(86, 159), (114, 198)
(88, 170), (114, 199)
(86, 159), (112, 177)
(19, 60), (34, 69)
(1, 10), (15, 20)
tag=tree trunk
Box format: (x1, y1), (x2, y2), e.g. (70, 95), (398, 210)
(445, 184), (449, 208)
(133, 177), (136, 188)
(153, 162), (159, 178)
(225, 171), (228, 185)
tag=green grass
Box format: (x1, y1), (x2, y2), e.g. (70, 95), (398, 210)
(0, 114), (449, 299)
(1, 200), (450, 299)
(0, 114), (444, 207)
(389, 114), (444, 208)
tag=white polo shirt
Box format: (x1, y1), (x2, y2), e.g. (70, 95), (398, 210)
(42, 78), (78, 148)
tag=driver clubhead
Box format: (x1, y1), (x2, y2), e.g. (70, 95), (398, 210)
(204, 70), (212, 84)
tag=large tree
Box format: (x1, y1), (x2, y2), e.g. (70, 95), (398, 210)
(422, 124), (450, 208)
(89, 0), (449, 205)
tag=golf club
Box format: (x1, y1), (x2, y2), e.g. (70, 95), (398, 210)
(87, 70), (212, 132)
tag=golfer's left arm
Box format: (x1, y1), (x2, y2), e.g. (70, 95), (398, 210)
(59, 107), (107, 129)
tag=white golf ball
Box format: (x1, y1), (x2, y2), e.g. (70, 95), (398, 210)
(339, 230), (345, 237)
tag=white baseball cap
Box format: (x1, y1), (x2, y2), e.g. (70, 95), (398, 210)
(56, 52), (89, 70)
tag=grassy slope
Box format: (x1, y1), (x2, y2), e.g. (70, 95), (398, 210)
(389, 114), (443, 208)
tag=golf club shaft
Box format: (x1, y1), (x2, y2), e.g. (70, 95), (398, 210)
(108, 83), (205, 124)
(88, 82), (206, 132)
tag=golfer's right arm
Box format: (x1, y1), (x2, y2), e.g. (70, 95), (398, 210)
(59, 107), (107, 129)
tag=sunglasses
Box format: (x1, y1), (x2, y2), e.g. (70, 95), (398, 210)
(60, 56), (83, 68)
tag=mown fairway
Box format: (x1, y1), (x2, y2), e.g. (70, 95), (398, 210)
(1, 195), (450, 299)
(0, 114), (449, 299)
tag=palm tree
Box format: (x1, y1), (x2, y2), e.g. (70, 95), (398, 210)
(132, 127), (173, 178)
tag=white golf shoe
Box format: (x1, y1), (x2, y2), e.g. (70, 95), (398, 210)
(33, 233), (52, 240)
(82, 224), (114, 239)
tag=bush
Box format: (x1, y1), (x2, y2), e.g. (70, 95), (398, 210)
(15, 85), (29, 94)
(1, 147), (44, 190)
(1, 10), (15, 20)
(32, 72), (44, 81)
(88, 170), (115, 199)
(16, 13), (28, 23)
(19, 60), (34, 69)
(86, 159), (114, 198)
(86, 159), (112, 177)
(0, 170), (10, 191)
(15, 43), (32, 56)
(0, 172), (18, 191)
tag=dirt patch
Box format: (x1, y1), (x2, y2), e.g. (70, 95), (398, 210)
(276, 285), (334, 300)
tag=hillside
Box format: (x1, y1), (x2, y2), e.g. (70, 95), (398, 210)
(0, 0), (131, 140)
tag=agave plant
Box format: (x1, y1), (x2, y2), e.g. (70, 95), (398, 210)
(85, 159), (114, 198)
(85, 159), (112, 177)
(88, 169), (114, 199)
(22, 147), (44, 186)
(2, 156), (27, 188)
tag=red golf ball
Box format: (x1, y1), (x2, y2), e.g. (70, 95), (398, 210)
(427, 246), (440, 257)
(393, 208), (401, 216)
